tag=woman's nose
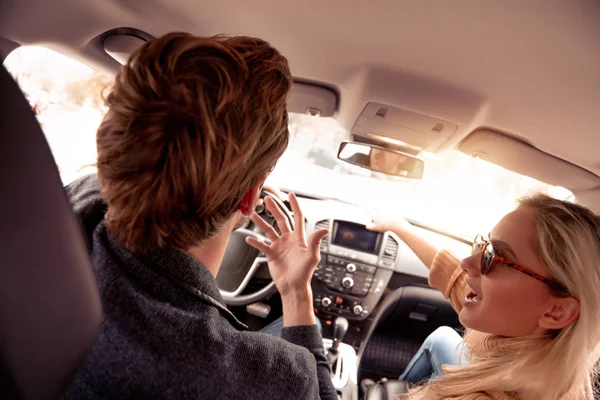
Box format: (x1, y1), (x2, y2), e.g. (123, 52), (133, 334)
(460, 253), (482, 277)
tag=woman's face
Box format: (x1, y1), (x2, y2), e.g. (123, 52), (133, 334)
(459, 208), (558, 337)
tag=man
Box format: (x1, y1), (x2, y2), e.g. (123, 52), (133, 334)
(64, 32), (336, 399)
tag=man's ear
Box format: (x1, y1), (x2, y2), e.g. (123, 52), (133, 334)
(538, 297), (580, 330)
(238, 178), (266, 216)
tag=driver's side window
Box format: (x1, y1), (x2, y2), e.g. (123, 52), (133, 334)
(3, 46), (110, 184)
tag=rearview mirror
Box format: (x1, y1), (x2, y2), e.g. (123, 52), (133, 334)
(337, 141), (424, 179)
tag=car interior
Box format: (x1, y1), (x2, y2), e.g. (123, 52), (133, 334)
(2, 1), (600, 399)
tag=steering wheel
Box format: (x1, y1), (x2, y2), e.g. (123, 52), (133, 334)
(217, 190), (294, 306)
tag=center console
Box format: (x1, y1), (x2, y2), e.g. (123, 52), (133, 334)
(324, 338), (358, 399)
(311, 219), (400, 320)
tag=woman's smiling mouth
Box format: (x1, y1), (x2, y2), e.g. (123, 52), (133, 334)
(465, 283), (482, 304)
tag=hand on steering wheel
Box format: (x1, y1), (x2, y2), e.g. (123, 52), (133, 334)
(261, 183), (289, 202)
(245, 193), (329, 297)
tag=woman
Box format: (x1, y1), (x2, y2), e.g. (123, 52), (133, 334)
(365, 194), (600, 399)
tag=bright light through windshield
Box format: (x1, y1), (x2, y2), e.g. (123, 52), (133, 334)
(5, 46), (572, 240)
(267, 113), (572, 239)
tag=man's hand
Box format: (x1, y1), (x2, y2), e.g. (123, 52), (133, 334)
(245, 193), (328, 326)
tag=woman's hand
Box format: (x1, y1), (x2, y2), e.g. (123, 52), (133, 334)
(368, 210), (439, 269)
(366, 211), (412, 234)
(245, 193), (328, 298)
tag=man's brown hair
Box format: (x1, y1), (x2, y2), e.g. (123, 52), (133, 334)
(97, 32), (292, 253)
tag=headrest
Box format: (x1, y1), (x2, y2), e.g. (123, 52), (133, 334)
(0, 64), (101, 399)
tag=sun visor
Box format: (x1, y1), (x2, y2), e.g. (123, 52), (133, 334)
(459, 129), (600, 191)
(351, 102), (458, 153)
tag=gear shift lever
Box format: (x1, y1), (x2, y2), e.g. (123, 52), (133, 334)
(332, 316), (349, 351)
(326, 316), (349, 366)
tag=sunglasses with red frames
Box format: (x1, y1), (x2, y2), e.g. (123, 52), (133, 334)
(472, 235), (570, 296)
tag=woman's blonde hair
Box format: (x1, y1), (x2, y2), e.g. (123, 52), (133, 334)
(406, 194), (600, 399)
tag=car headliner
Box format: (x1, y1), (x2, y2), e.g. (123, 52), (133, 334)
(1, 0), (599, 193)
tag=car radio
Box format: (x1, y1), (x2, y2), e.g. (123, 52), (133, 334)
(311, 219), (399, 320)
(313, 255), (377, 297)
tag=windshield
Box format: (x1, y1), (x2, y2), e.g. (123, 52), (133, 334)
(267, 113), (572, 239)
(5, 46), (571, 241)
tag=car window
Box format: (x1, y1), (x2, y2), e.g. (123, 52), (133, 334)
(3, 46), (110, 184)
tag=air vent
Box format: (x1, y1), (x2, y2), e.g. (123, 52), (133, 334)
(315, 219), (330, 252)
(381, 236), (399, 266)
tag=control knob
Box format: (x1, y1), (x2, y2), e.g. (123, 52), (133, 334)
(353, 304), (364, 315)
(341, 277), (354, 289)
(346, 263), (356, 273)
(321, 297), (332, 307)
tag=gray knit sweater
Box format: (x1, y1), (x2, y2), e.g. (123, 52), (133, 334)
(62, 174), (337, 400)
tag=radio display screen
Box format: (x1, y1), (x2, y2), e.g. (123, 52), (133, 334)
(332, 221), (381, 254)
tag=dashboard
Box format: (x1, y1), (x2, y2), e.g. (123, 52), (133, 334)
(298, 197), (432, 321)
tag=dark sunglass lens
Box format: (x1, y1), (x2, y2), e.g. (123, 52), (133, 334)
(481, 244), (494, 275)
